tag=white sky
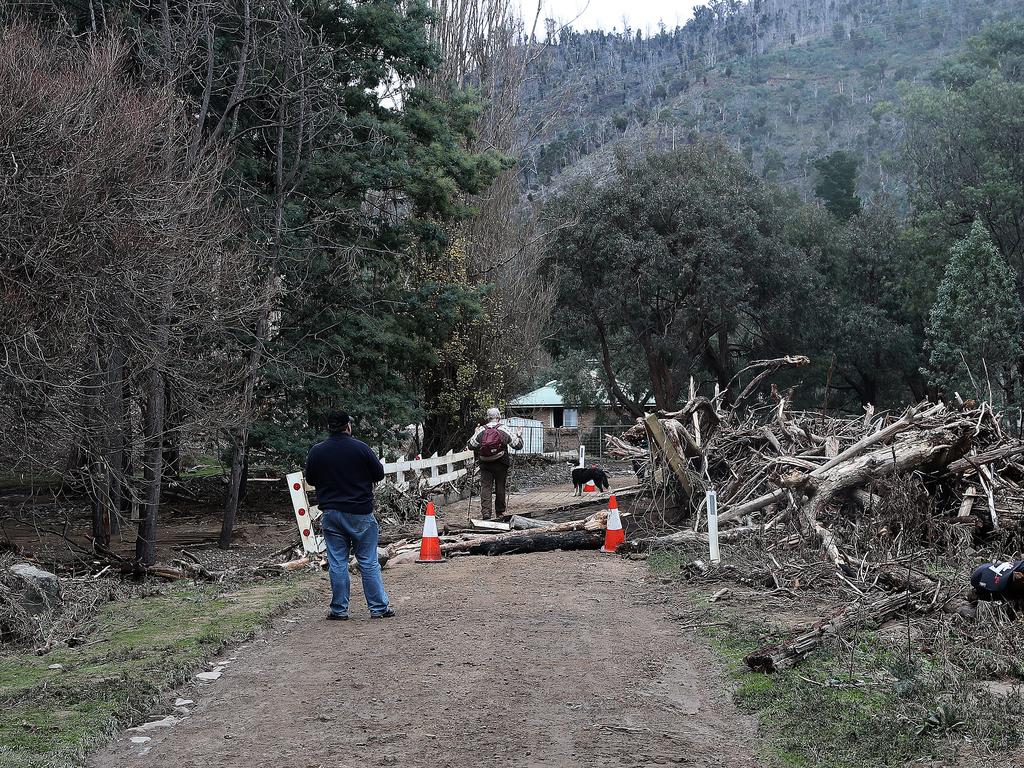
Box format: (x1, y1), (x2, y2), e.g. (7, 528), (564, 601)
(530, 0), (702, 33)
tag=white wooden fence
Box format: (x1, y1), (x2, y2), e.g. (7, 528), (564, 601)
(286, 449), (475, 554)
(381, 449), (475, 492)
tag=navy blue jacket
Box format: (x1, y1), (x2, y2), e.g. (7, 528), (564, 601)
(305, 433), (385, 515)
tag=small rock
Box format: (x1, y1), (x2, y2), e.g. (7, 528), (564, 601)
(174, 698), (193, 707)
(128, 716), (179, 732)
(47, 664), (63, 671)
(7, 563), (61, 616)
(196, 671), (222, 682)
(129, 736), (151, 744)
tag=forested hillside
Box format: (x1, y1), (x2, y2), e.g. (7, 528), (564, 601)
(540, 12), (1024, 420)
(520, 0), (1024, 200)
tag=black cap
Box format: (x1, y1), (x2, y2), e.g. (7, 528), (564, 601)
(326, 410), (351, 433)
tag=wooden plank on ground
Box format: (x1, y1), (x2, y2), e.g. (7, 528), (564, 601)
(470, 519), (512, 532)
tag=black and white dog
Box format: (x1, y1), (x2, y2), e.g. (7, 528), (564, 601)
(570, 463), (609, 496)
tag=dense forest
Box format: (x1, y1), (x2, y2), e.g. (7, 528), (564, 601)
(0, 0), (545, 563)
(2, 0), (1024, 566)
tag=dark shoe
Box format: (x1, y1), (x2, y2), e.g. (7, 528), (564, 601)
(326, 612), (349, 621)
(371, 607), (397, 619)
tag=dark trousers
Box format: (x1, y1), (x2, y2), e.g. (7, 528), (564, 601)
(479, 457), (510, 518)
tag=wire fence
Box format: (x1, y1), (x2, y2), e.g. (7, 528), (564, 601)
(508, 424), (639, 460)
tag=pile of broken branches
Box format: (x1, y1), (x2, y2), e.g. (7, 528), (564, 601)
(607, 356), (1024, 671)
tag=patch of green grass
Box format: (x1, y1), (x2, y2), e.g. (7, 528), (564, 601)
(0, 576), (316, 768)
(695, 609), (928, 768)
(180, 458), (224, 478)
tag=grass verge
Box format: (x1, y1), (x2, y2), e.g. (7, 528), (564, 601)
(0, 574), (317, 768)
(649, 549), (1024, 768)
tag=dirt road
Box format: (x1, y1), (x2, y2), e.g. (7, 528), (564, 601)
(90, 552), (760, 768)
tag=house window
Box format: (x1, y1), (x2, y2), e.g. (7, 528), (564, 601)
(552, 408), (578, 428)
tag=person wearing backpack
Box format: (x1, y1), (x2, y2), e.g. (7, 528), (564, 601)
(468, 407), (524, 520)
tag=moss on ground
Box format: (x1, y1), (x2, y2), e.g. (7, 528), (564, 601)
(0, 576), (316, 768)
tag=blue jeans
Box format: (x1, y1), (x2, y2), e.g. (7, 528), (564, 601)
(321, 510), (390, 617)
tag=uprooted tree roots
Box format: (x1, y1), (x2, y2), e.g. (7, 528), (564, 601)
(608, 360), (1024, 670)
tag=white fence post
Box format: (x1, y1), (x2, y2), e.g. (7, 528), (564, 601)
(706, 489), (720, 565)
(286, 470), (325, 555)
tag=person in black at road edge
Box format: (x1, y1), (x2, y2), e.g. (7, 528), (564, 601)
(306, 410), (395, 621)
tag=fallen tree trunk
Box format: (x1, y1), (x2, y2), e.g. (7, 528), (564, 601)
(645, 413), (694, 496)
(440, 511), (608, 555)
(446, 529), (604, 556)
(948, 444), (1024, 474)
(790, 425), (972, 564)
(510, 515), (555, 530)
(744, 591), (913, 673)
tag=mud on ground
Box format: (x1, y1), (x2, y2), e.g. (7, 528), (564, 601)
(89, 551), (761, 768)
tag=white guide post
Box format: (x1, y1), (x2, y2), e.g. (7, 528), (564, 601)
(706, 489), (721, 565)
(578, 444), (586, 467)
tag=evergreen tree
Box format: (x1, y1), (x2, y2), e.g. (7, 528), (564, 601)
(923, 220), (1023, 402)
(812, 151), (862, 222)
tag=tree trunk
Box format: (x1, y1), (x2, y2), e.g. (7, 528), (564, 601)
(135, 364), (165, 568)
(220, 424), (251, 549)
(442, 529), (603, 556)
(89, 373), (109, 548)
(442, 510), (609, 554)
(105, 344), (125, 537)
(163, 380), (183, 479)
(636, 329), (680, 409)
(593, 312), (644, 418)
(221, 38), (292, 547)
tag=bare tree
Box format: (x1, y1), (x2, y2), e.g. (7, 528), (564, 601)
(0, 25), (260, 565)
(420, 0), (556, 451)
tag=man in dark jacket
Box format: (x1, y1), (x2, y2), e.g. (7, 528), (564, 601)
(306, 411), (394, 620)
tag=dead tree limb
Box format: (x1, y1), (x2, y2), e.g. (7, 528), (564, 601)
(744, 591), (913, 673)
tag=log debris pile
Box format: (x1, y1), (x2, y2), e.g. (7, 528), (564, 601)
(606, 357), (1024, 672)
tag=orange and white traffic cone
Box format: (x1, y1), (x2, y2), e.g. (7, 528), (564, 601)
(416, 501), (444, 563)
(599, 494), (625, 553)
(583, 480), (597, 493)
